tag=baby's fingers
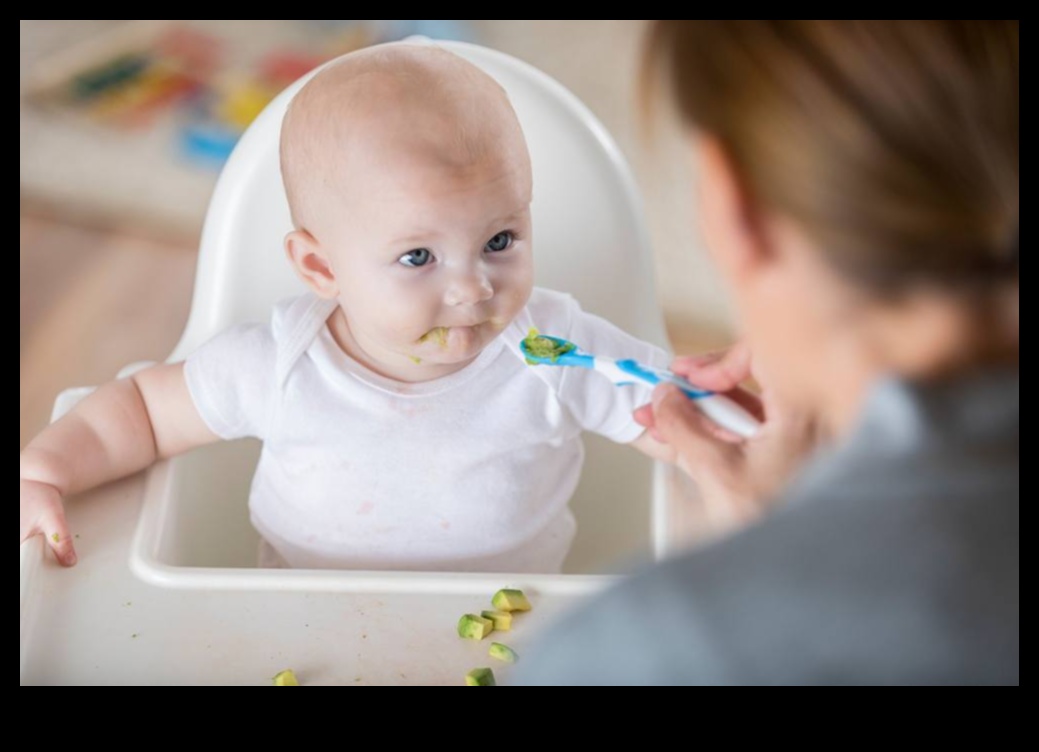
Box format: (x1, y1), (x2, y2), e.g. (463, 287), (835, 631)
(41, 511), (77, 567)
(44, 519), (76, 565)
(21, 478), (76, 565)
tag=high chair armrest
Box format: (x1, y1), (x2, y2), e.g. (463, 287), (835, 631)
(50, 386), (95, 423)
(652, 461), (720, 558)
(50, 361), (158, 422)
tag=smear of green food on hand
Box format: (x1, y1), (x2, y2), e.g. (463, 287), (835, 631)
(522, 328), (575, 362)
(51, 532), (59, 543)
(409, 355), (422, 364)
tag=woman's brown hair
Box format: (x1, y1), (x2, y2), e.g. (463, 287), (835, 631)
(645, 21), (1018, 296)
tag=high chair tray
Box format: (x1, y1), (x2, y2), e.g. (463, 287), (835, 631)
(20, 366), (700, 686)
(19, 466), (602, 685)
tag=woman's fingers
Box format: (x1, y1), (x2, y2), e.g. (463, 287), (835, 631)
(643, 344), (826, 535)
(715, 385), (766, 424)
(633, 403), (665, 442)
(671, 341), (753, 393)
(651, 384), (741, 475)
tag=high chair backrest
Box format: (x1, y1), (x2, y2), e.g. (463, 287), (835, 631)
(170, 39), (667, 360)
(161, 40), (668, 574)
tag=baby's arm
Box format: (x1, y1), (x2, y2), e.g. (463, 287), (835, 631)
(19, 363), (219, 565)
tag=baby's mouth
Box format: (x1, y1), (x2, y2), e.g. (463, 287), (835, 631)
(418, 326), (451, 348)
(417, 323), (487, 351)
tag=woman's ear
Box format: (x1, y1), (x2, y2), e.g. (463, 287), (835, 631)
(285, 229), (338, 299)
(695, 134), (775, 281)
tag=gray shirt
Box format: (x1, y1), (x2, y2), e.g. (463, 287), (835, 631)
(516, 367), (1019, 685)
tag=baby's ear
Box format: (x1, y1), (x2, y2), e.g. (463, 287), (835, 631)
(285, 230), (338, 299)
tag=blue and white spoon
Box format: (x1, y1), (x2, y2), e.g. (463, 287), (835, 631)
(520, 334), (761, 439)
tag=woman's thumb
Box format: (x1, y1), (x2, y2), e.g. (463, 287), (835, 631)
(651, 384), (739, 471)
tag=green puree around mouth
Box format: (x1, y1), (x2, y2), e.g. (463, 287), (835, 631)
(522, 328), (574, 363)
(418, 327), (449, 349)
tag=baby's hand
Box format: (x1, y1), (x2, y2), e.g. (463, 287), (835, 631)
(20, 477), (76, 566)
(17, 362), (221, 569)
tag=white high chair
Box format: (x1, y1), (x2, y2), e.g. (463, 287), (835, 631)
(21, 40), (684, 685)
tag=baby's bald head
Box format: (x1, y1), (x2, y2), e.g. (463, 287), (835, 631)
(280, 44), (530, 235)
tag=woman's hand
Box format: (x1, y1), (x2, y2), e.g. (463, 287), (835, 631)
(635, 342), (823, 532)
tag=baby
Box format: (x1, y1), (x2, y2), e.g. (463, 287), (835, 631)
(19, 43), (673, 573)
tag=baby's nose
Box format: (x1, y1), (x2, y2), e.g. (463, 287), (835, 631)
(445, 269), (494, 306)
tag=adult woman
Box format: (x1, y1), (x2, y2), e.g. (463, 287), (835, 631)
(519, 20), (1018, 685)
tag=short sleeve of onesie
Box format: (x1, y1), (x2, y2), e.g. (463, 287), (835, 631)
(182, 320), (279, 441)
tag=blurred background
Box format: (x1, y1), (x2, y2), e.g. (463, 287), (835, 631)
(20, 20), (733, 448)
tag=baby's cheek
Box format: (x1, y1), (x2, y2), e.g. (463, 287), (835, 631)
(369, 280), (434, 323)
(499, 277), (533, 317)
(390, 300), (441, 340)
(381, 315), (426, 344)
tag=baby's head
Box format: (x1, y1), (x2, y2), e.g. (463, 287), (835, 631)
(280, 44), (533, 379)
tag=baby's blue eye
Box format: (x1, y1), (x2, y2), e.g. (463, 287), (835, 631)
(485, 231), (513, 253)
(399, 248), (432, 267)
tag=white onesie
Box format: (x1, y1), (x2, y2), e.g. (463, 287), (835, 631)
(183, 287), (668, 572)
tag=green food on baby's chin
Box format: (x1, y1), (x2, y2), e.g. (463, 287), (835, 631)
(522, 328), (574, 362)
(465, 667), (496, 686)
(419, 327), (449, 349)
(409, 355), (422, 364)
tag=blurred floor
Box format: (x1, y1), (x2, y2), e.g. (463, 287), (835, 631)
(19, 213), (195, 447)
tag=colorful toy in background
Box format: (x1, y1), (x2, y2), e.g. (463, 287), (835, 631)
(29, 25), (221, 128)
(180, 49), (340, 166)
(179, 21), (476, 166)
(180, 24), (375, 166)
(27, 20), (476, 168)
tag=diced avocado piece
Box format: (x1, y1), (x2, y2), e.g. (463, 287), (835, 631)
(491, 588), (532, 612)
(272, 669), (299, 686)
(457, 613), (494, 640)
(522, 328), (575, 362)
(481, 610), (513, 631)
(465, 667), (496, 686)
(488, 642), (518, 663)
